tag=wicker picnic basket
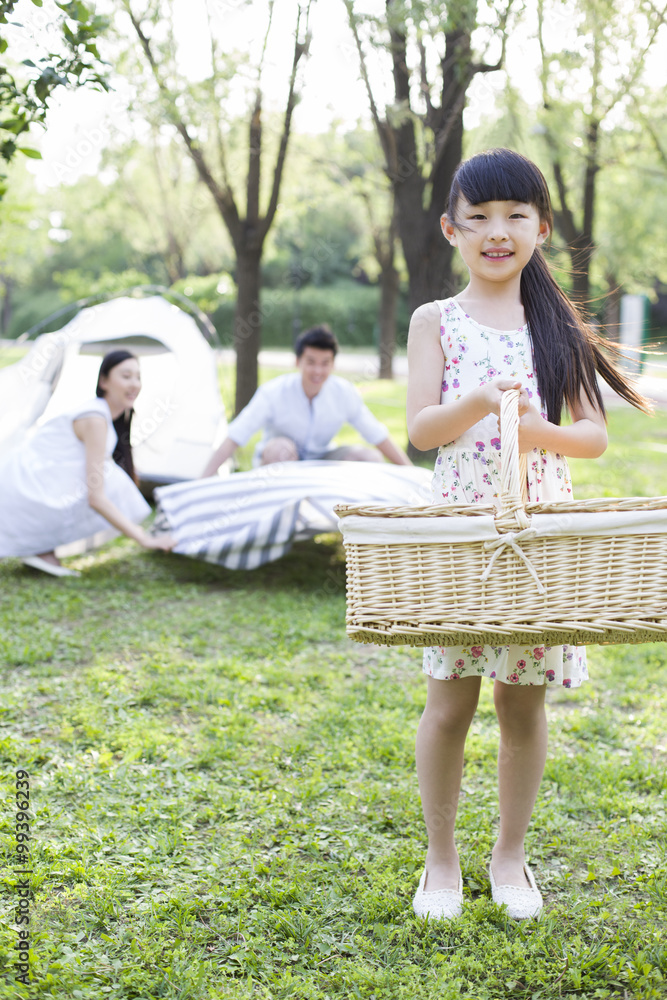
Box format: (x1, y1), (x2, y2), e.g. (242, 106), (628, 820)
(335, 390), (667, 648)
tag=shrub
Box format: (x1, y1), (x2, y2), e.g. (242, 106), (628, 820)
(210, 278), (410, 349)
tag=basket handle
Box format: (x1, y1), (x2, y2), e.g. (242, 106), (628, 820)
(499, 388), (528, 513)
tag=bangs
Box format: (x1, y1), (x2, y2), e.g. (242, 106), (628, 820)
(448, 149), (552, 221)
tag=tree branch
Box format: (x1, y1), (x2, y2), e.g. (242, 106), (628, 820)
(258, 1), (311, 240)
(247, 90), (262, 226)
(343, 0), (397, 175)
(597, 1), (667, 120)
(417, 35), (436, 124)
(632, 101), (667, 172)
(551, 157), (580, 245)
(204, 0), (234, 194)
(123, 1), (242, 245)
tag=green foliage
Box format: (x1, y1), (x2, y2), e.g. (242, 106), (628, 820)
(263, 129), (384, 289)
(171, 273), (233, 317)
(465, 82), (667, 308)
(98, 135), (234, 283)
(53, 268), (153, 302)
(209, 279), (411, 350)
(3, 286), (65, 337)
(0, 0), (109, 195)
(0, 388), (666, 997)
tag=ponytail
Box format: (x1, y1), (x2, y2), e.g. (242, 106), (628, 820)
(521, 249), (652, 423)
(110, 411), (137, 484)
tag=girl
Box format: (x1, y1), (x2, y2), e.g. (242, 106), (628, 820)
(0, 350), (173, 576)
(406, 148), (651, 920)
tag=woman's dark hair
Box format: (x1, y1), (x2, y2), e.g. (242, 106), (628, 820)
(446, 147), (651, 422)
(295, 324), (339, 358)
(96, 350), (138, 482)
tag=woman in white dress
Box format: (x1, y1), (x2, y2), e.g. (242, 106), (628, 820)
(0, 350), (173, 576)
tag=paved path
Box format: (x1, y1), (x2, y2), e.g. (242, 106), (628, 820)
(4, 338), (664, 407)
(218, 347), (667, 408)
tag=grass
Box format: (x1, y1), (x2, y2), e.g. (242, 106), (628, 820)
(0, 365), (666, 998)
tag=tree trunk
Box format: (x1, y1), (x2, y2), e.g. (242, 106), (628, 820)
(406, 228), (458, 312)
(234, 247), (262, 414)
(0, 276), (12, 336)
(388, 17), (466, 312)
(603, 272), (622, 338)
(378, 257), (399, 379)
(569, 118), (599, 306)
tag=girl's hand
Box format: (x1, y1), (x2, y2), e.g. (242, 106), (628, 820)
(495, 387), (540, 451)
(482, 377), (523, 416)
(141, 532), (175, 552)
(516, 403), (547, 453)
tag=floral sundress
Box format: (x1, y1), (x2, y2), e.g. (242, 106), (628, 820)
(423, 298), (588, 687)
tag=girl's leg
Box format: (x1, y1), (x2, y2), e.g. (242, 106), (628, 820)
(415, 675), (481, 891)
(492, 682), (548, 886)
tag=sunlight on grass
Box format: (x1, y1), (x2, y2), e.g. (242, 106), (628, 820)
(0, 361), (666, 998)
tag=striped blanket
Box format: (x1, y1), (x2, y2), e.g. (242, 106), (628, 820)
(154, 460), (432, 570)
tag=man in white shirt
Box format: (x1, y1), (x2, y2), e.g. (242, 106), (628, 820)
(202, 326), (411, 475)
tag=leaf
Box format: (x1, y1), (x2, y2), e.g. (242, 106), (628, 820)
(18, 147), (42, 159)
(0, 119), (25, 133)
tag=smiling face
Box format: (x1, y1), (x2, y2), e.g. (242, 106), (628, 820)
(296, 346), (336, 398)
(441, 198), (550, 290)
(98, 357), (142, 418)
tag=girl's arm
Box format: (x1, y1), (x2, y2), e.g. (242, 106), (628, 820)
(74, 415), (174, 550)
(516, 391), (608, 458)
(406, 302), (520, 450)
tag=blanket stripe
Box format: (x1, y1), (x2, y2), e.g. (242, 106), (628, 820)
(154, 460), (432, 570)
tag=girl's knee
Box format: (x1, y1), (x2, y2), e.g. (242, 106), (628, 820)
(423, 677), (480, 735)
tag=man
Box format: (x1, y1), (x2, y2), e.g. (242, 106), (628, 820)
(202, 325), (411, 476)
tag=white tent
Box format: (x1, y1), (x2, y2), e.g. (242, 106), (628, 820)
(0, 295), (227, 487)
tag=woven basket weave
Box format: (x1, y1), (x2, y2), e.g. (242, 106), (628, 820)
(335, 390), (667, 647)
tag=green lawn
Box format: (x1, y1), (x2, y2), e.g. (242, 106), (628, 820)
(0, 365), (666, 998)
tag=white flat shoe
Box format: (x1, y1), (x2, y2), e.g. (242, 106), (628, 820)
(412, 869), (463, 920)
(489, 862), (543, 919)
(22, 556), (81, 578)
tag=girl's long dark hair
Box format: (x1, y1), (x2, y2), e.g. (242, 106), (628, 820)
(447, 148), (652, 423)
(96, 350), (138, 482)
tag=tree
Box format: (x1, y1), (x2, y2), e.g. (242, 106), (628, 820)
(325, 128), (402, 379)
(536, 0), (667, 304)
(120, 0), (312, 414)
(0, 0), (109, 196)
(345, 0), (516, 313)
(0, 157), (48, 334)
(102, 132), (234, 284)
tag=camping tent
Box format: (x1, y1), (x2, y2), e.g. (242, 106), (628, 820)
(0, 294), (227, 488)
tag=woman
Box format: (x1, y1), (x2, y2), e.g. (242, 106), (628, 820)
(0, 349), (173, 576)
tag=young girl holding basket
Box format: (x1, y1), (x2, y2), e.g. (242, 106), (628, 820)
(407, 148), (650, 920)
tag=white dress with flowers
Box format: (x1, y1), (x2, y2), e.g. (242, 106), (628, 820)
(423, 298), (587, 688)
